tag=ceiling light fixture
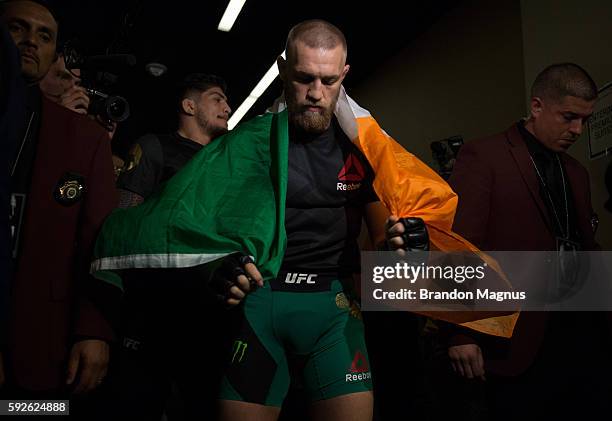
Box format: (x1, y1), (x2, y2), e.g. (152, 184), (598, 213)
(228, 51), (285, 130)
(145, 62), (168, 77)
(217, 0), (247, 32)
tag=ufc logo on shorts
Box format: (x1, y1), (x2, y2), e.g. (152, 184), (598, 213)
(123, 337), (141, 351)
(284, 273), (318, 284)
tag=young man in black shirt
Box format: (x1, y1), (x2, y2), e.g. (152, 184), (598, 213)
(117, 73), (231, 206)
(113, 74), (234, 420)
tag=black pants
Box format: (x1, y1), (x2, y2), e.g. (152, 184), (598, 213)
(429, 312), (612, 421)
(107, 271), (234, 420)
(363, 311), (431, 421)
(486, 312), (612, 421)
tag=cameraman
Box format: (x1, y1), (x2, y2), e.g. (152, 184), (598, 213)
(40, 52), (124, 177)
(39, 52), (90, 115)
(40, 52), (118, 132)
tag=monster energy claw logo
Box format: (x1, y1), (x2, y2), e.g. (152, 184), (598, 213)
(232, 340), (248, 363)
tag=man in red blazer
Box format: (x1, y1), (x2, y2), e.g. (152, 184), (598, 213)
(447, 63), (610, 419)
(1, 0), (117, 406)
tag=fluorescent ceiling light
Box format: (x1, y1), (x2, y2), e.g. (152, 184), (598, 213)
(145, 62), (167, 77)
(218, 0), (247, 32)
(228, 51), (285, 130)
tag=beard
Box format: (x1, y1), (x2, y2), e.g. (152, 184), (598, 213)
(208, 124), (229, 139)
(196, 113), (228, 140)
(286, 88), (338, 134)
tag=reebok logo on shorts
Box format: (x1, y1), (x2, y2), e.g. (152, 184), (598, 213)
(345, 350), (372, 382)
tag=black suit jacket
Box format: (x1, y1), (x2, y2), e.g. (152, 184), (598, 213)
(0, 23), (25, 349)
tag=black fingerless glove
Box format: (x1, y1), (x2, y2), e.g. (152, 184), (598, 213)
(207, 252), (254, 303)
(398, 217), (429, 251)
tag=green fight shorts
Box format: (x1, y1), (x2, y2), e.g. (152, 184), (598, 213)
(219, 272), (372, 407)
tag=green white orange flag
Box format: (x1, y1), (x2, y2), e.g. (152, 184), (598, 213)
(92, 86), (518, 338)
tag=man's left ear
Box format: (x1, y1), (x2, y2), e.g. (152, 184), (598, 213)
(340, 64), (350, 82)
(530, 96), (544, 119)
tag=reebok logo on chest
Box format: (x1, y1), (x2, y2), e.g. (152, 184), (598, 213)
(337, 153), (364, 191)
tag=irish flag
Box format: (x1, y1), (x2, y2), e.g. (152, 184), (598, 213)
(92, 87), (517, 338)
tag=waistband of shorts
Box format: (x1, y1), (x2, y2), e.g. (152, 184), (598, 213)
(270, 270), (350, 292)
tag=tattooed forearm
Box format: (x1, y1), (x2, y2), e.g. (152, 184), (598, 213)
(118, 189), (144, 208)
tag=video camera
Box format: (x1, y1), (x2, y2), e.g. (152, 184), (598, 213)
(430, 135), (464, 180)
(63, 43), (135, 123)
(84, 87), (130, 123)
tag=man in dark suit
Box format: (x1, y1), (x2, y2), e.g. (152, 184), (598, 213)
(1, 0), (117, 409)
(446, 63), (610, 419)
(0, 21), (26, 389)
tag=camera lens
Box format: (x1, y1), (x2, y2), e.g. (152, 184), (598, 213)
(105, 96), (130, 122)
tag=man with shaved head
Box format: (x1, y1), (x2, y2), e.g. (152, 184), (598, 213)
(446, 63), (611, 418)
(216, 19), (426, 421)
(282, 19), (348, 134)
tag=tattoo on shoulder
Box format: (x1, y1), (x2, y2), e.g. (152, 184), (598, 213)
(118, 189), (144, 208)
